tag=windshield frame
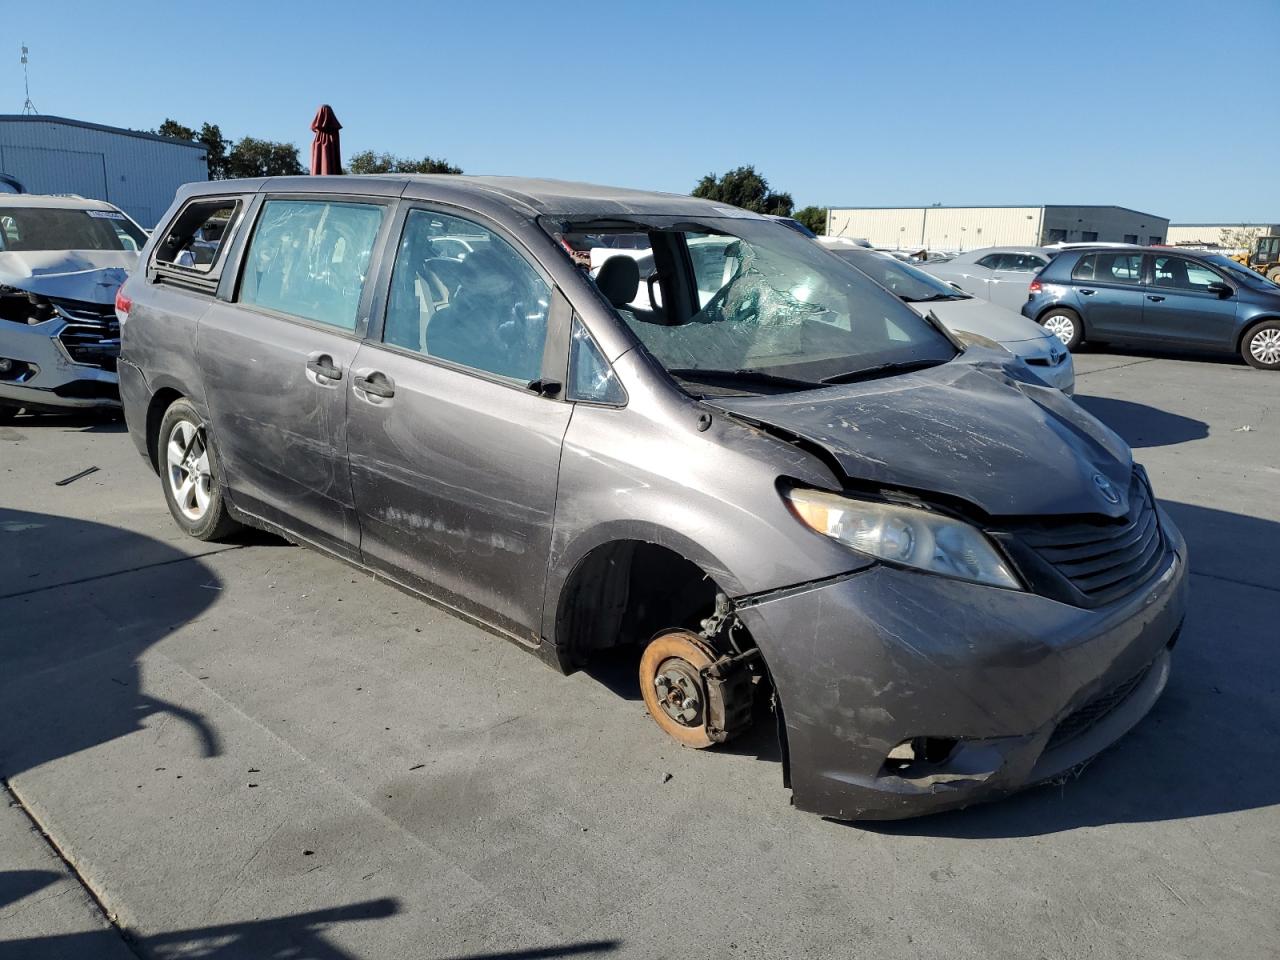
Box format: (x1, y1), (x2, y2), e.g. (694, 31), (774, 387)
(545, 214), (960, 397)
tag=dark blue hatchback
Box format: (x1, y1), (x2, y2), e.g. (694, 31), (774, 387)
(1022, 247), (1280, 370)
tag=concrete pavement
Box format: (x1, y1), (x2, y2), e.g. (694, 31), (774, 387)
(1, 349), (1276, 959)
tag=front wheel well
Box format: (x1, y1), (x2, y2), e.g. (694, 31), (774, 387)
(1236, 315), (1280, 353)
(555, 541), (722, 668)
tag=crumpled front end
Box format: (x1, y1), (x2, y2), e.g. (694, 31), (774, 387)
(0, 282), (122, 412)
(736, 501), (1188, 821)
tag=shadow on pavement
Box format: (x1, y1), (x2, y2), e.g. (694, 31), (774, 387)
(0, 890), (620, 960)
(0, 508), (222, 778)
(0, 870), (61, 909)
(1074, 394), (1209, 448)
(0, 409), (126, 434)
(863, 499), (1279, 838)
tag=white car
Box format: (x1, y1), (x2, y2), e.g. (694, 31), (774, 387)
(0, 195), (145, 420)
(827, 246), (1074, 394)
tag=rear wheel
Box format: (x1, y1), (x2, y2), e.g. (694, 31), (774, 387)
(1040, 308), (1083, 350)
(1242, 320), (1280, 370)
(158, 398), (240, 540)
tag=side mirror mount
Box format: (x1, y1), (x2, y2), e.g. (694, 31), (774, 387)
(1206, 281), (1233, 299)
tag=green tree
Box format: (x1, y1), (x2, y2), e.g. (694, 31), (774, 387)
(792, 205), (828, 235)
(691, 165), (793, 216)
(224, 137), (305, 178)
(347, 150), (462, 175)
(154, 120), (231, 179)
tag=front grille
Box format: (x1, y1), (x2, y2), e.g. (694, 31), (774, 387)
(54, 301), (120, 371)
(1000, 472), (1168, 607)
(1045, 662), (1151, 753)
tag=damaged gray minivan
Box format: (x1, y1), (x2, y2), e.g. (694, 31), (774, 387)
(118, 176), (1188, 820)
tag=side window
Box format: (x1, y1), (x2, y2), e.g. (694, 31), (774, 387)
(1153, 256), (1219, 291)
(568, 317), (625, 405)
(238, 199), (384, 331)
(383, 208), (550, 382)
(155, 198), (241, 273)
(1078, 252), (1142, 284)
(1006, 254), (1044, 272)
(976, 254), (1004, 269)
(689, 238), (738, 308)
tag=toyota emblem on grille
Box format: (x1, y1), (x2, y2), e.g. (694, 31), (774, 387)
(1093, 473), (1121, 505)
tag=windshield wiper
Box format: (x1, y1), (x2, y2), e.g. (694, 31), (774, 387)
(669, 367), (818, 393)
(900, 292), (963, 303)
(819, 358), (947, 385)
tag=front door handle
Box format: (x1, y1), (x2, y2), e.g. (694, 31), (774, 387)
(354, 371), (396, 399)
(307, 354), (343, 380)
(1146, 295), (1166, 302)
(1079, 288), (1096, 296)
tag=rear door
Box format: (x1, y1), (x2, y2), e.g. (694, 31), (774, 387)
(1068, 251), (1147, 342)
(1142, 254), (1239, 350)
(951, 253), (997, 299)
(346, 204), (573, 641)
(988, 252), (1049, 311)
(199, 194), (393, 558)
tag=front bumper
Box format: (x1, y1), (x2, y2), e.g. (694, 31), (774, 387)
(0, 317), (119, 412)
(737, 509), (1188, 820)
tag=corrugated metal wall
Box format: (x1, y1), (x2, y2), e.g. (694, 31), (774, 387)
(1041, 206), (1169, 245)
(827, 207), (926, 248)
(0, 117), (207, 227)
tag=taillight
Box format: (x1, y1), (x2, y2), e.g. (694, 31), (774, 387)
(1028, 279), (1042, 295)
(115, 287), (132, 324)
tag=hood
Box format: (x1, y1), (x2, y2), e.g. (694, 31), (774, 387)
(0, 250), (137, 305)
(911, 296), (1050, 345)
(707, 355), (1133, 519)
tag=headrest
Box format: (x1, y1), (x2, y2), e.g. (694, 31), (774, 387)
(596, 256), (640, 307)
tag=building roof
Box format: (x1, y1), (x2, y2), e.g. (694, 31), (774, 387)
(828, 203), (1167, 220)
(0, 114), (207, 151)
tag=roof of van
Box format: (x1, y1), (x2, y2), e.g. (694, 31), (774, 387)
(178, 175), (764, 219)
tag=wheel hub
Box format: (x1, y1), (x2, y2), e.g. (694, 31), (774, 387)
(653, 659), (703, 726)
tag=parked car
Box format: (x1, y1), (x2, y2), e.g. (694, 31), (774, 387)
(825, 246), (1074, 393)
(119, 176), (1187, 820)
(920, 246), (1057, 312)
(1023, 247), (1280, 369)
(0, 195), (146, 421)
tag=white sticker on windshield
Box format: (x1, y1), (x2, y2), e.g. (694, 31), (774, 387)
(86, 210), (126, 220)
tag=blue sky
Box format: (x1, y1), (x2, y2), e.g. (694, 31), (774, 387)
(6, 0), (1277, 221)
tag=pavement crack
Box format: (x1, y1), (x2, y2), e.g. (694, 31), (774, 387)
(0, 545), (247, 601)
(1190, 569), (1280, 594)
(1075, 357), (1156, 377)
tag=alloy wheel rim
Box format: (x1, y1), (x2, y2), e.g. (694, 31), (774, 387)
(166, 420), (213, 521)
(1044, 314), (1075, 344)
(1249, 328), (1280, 365)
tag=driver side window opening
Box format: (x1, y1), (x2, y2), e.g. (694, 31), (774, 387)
(383, 209), (550, 383)
(155, 198), (241, 273)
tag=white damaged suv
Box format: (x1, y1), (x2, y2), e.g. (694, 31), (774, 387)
(0, 195), (146, 421)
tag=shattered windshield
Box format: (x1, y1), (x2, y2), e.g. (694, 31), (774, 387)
(567, 217), (956, 395)
(0, 207), (146, 253)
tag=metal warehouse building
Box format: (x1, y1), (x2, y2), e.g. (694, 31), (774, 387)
(826, 204), (1170, 253)
(0, 115), (207, 227)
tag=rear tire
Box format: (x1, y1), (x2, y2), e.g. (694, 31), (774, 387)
(1039, 308), (1083, 351)
(1242, 320), (1280, 370)
(157, 398), (240, 541)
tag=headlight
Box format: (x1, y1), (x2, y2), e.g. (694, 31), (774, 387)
(785, 488), (1022, 589)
